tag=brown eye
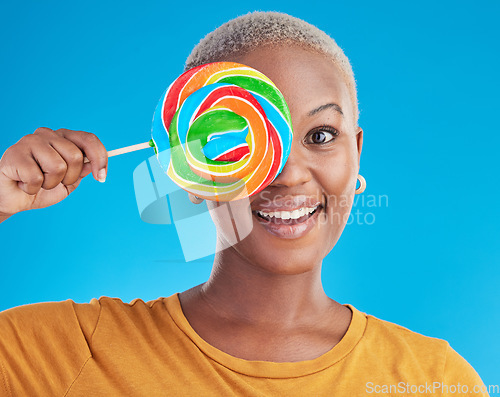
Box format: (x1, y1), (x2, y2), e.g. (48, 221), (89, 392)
(306, 127), (339, 144)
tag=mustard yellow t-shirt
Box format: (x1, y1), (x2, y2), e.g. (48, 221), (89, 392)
(0, 294), (489, 396)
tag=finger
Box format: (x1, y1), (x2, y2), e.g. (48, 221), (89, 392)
(56, 129), (107, 182)
(27, 138), (68, 190)
(12, 156), (45, 195)
(33, 127), (54, 136)
(0, 139), (45, 195)
(35, 127), (85, 185)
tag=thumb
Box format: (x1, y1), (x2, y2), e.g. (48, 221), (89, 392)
(79, 162), (93, 179)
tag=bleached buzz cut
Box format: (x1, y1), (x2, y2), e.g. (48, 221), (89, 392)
(185, 11), (359, 126)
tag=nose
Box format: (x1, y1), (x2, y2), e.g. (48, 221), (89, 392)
(269, 141), (312, 188)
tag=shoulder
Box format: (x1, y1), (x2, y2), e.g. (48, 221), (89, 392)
(442, 343), (488, 393)
(0, 299), (100, 345)
(352, 306), (487, 391)
(0, 296), (165, 396)
(0, 296), (166, 346)
(362, 310), (450, 358)
(0, 300), (95, 395)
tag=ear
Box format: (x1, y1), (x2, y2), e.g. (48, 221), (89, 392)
(355, 127), (363, 167)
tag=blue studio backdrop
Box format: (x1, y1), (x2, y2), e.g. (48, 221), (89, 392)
(0, 0), (498, 386)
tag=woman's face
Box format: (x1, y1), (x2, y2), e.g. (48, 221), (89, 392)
(207, 44), (363, 274)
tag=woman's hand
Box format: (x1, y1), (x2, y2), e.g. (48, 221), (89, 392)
(0, 127), (108, 222)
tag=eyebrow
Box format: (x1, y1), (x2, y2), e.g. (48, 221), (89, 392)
(307, 103), (344, 118)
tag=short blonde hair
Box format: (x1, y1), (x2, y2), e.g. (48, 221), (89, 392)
(185, 11), (359, 126)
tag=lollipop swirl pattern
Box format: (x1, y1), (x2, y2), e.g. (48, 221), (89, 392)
(151, 62), (293, 202)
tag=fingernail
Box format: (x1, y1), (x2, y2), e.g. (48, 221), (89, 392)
(97, 168), (106, 183)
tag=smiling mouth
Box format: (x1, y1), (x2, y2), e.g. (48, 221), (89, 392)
(252, 204), (323, 225)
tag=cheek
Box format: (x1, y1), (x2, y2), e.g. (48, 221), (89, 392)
(207, 199), (254, 247)
(313, 143), (358, 243)
(313, 143), (358, 198)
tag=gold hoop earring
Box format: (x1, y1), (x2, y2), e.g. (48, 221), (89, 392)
(188, 193), (204, 204)
(355, 174), (366, 194)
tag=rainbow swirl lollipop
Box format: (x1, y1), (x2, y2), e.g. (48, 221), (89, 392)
(151, 62), (293, 202)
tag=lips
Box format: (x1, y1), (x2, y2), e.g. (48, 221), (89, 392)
(253, 205), (321, 225)
(250, 195), (324, 239)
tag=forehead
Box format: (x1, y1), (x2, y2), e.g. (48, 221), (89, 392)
(230, 45), (353, 124)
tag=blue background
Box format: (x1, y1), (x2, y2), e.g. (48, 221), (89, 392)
(0, 0), (498, 386)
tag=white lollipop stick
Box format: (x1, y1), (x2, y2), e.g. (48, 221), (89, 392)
(83, 141), (153, 164)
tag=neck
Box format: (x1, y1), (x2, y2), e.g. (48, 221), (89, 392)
(198, 247), (335, 328)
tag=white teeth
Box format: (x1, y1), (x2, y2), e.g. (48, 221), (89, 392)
(256, 206), (318, 220)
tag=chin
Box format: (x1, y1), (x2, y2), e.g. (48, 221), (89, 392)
(234, 240), (327, 275)
(212, 202), (345, 273)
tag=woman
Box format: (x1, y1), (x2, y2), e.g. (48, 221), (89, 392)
(0, 12), (488, 396)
